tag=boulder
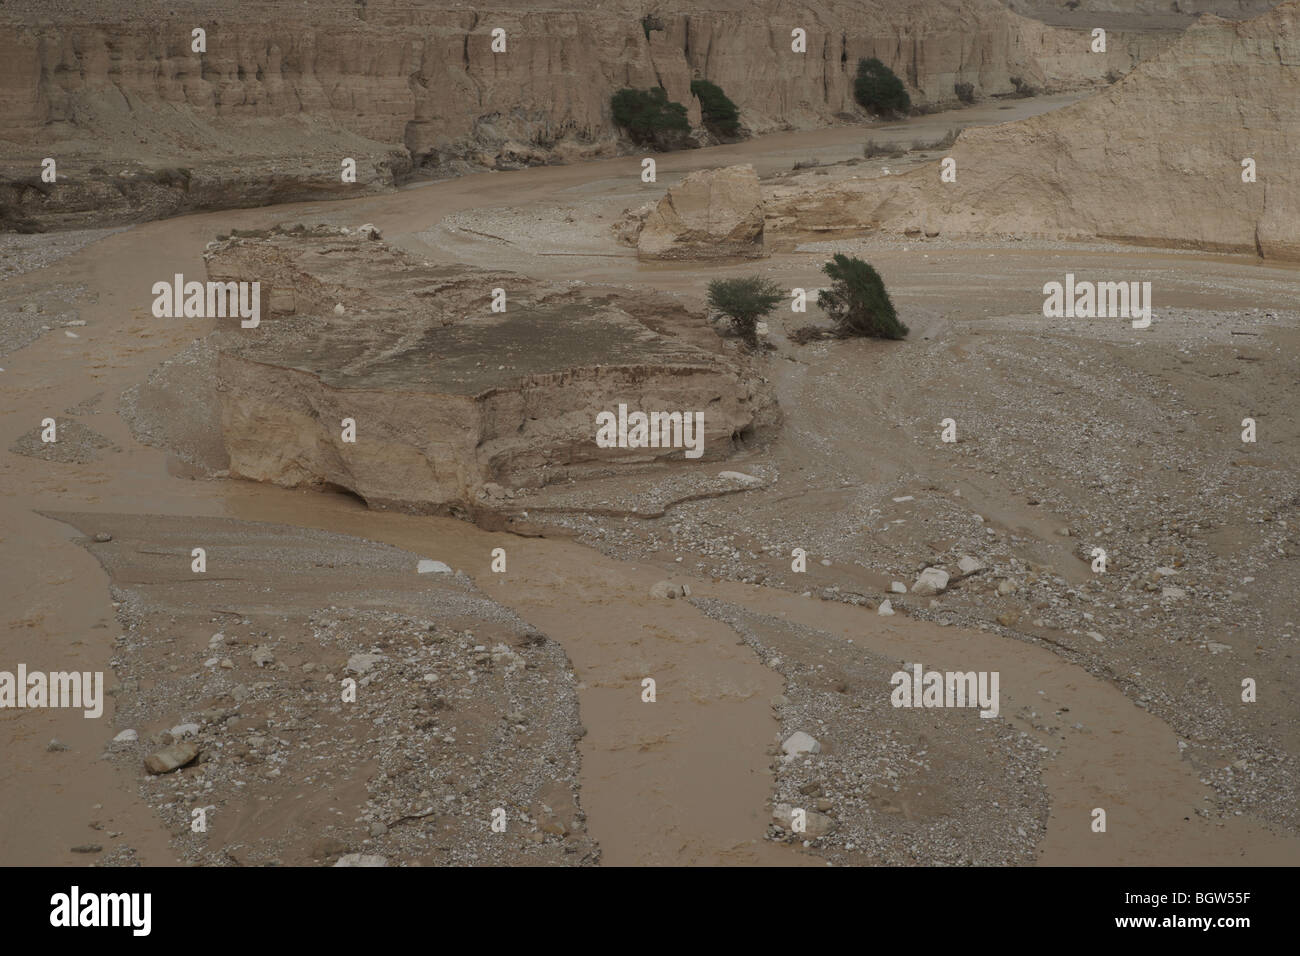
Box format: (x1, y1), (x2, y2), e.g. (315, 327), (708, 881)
(911, 567), (950, 596)
(144, 741), (200, 775)
(781, 731), (821, 756)
(637, 165), (766, 260)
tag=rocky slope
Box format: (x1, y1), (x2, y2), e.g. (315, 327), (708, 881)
(771, 0), (1300, 260)
(123, 223), (778, 514)
(0, 0), (1164, 230)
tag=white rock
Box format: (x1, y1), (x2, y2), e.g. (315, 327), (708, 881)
(781, 731), (821, 756)
(718, 471), (761, 486)
(333, 303), (346, 315)
(878, 599), (895, 616)
(112, 729), (138, 743)
(417, 559), (452, 574)
(1087, 631), (1105, 642)
(911, 567), (950, 596)
(334, 854), (387, 867)
(1155, 566), (1179, 577)
(892, 495), (914, 503)
(357, 223), (382, 240)
(169, 723), (201, 738)
(771, 803), (834, 836)
(346, 652), (385, 675)
(957, 555), (985, 575)
(890, 581), (907, 593)
(1161, 586), (1187, 600)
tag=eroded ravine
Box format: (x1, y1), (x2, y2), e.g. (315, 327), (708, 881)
(2, 97), (1295, 865)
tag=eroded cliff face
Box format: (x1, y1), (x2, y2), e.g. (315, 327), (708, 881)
(0, 0), (1164, 230)
(125, 224), (778, 514)
(771, 1), (1300, 261)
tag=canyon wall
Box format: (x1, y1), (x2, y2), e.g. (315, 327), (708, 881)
(772, 1), (1300, 260)
(0, 0), (1164, 230)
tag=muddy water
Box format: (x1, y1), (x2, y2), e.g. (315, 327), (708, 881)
(2, 93), (1294, 865)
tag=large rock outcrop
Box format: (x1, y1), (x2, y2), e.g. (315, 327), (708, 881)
(772, 1), (1300, 261)
(0, 0), (1165, 230)
(638, 165), (766, 260)
(125, 224), (779, 514)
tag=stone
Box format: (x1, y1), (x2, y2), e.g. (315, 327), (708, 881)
(878, 599), (895, 616)
(890, 581), (907, 593)
(346, 652), (385, 675)
(417, 559), (453, 574)
(251, 645), (275, 667)
(638, 165), (766, 260)
(911, 567), (950, 596)
(169, 723), (201, 738)
(771, 803), (835, 837)
(333, 854), (387, 867)
(144, 741), (200, 775)
(957, 555), (984, 575)
(718, 471), (761, 486)
(650, 580), (688, 600)
(781, 731), (821, 756)
(112, 729), (138, 744)
(93, 532), (112, 543)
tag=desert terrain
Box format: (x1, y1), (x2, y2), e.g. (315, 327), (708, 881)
(1, 0), (1296, 870)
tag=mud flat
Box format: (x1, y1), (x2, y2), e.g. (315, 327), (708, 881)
(2, 83), (1296, 867)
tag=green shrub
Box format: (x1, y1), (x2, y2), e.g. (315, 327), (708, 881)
(690, 78), (741, 138)
(611, 87), (691, 150)
(817, 254), (908, 340)
(853, 58), (910, 116)
(707, 276), (784, 350)
(954, 81), (975, 104)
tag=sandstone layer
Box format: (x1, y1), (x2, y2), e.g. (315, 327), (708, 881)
(638, 164), (766, 260)
(126, 224), (778, 513)
(0, 0), (1164, 230)
(771, 1), (1300, 260)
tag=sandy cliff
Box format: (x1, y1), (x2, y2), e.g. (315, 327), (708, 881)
(772, 0), (1300, 260)
(0, 0), (1163, 229)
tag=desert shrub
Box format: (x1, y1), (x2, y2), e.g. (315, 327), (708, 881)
(611, 87), (691, 149)
(707, 275), (784, 350)
(910, 127), (962, 151)
(690, 79), (741, 138)
(1008, 75), (1038, 98)
(817, 254), (908, 340)
(1105, 69), (1122, 84)
(954, 81), (975, 104)
(863, 139), (905, 159)
(152, 167), (193, 191)
(787, 325), (832, 345)
(854, 57), (910, 116)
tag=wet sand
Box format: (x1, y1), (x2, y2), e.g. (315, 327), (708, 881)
(2, 93), (1296, 866)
